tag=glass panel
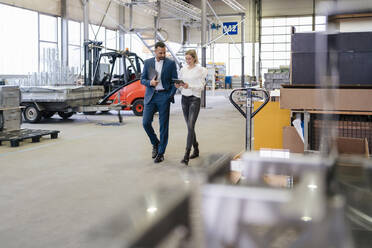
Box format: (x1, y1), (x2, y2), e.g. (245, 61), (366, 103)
(40, 14), (57, 42)
(244, 56), (252, 76)
(230, 43), (242, 58)
(68, 20), (81, 46)
(274, 26), (286, 35)
(299, 16), (312, 25)
(287, 17), (299, 26)
(273, 35), (286, 43)
(261, 60), (273, 68)
(297, 25), (312, 32)
(316, 16), (326, 25)
(0, 4), (38, 74)
(273, 52), (287, 60)
(285, 52), (291, 60)
(285, 35), (291, 42)
(284, 26), (292, 34)
(125, 34), (132, 50)
(244, 43), (252, 57)
(261, 35), (273, 43)
(261, 43), (273, 52)
(214, 43), (229, 63)
(315, 24), (326, 31)
(273, 18), (286, 26)
(261, 52), (274, 60)
(68, 45), (81, 73)
(261, 18), (274, 27)
(286, 43), (291, 51)
(261, 27), (274, 35)
(273, 60), (288, 68)
(273, 43), (286, 52)
(89, 24), (105, 45)
(40, 42), (58, 72)
(106, 29), (117, 49)
(229, 58), (241, 76)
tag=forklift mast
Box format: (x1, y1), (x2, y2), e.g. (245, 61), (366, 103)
(84, 40), (103, 86)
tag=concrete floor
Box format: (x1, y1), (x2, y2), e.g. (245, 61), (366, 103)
(0, 91), (245, 248)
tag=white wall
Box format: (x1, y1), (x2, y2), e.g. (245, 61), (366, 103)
(262, 0), (314, 17)
(0, 0), (181, 41)
(0, 0), (60, 16)
(67, 0), (119, 30)
(340, 17), (372, 32)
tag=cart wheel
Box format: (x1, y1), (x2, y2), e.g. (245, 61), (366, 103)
(132, 99), (144, 116)
(23, 104), (42, 123)
(58, 112), (74, 119)
(42, 111), (56, 119)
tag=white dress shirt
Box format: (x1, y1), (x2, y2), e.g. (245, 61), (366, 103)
(155, 58), (164, 90)
(179, 65), (208, 98)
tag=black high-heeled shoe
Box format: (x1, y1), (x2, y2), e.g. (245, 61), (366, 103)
(180, 149), (191, 165)
(189, 143), (199, 159)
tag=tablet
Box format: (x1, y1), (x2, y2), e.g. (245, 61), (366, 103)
(172, 79), (185, 85)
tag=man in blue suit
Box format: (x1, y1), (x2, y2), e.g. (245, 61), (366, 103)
(141, 42), (178, 163)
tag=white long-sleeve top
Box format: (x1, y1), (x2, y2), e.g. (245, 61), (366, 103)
(179, 65), (208, 98)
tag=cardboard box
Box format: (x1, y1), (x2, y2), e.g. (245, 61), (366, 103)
(280, 88), (372, 111)
(336, 137), (369, 157)
(283, 126), (304, 153)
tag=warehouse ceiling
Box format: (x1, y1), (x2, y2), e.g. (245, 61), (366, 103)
(0, 0), (371, 27)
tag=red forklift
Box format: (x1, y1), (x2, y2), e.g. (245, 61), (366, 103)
(85, 41), (145, 116)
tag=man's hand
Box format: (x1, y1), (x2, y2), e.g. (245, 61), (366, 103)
(150, 76), (159, 87)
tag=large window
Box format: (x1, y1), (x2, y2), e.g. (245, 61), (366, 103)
(68, 20), (82, 73)
(0, 4), (38, 74)
(193, 42), (257, 76)
(260, 16), (327, 77)
(39, 14), (59, 73)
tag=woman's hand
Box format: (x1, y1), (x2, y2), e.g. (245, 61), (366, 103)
(183, 82), (189, 89)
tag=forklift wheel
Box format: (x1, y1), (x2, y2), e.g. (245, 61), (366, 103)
(132, 99), (144, 116)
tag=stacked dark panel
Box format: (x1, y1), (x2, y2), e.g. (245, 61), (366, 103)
(291, 33), (317, 85)
(291, 32), (372, 86)
(310, 114), (372, 152)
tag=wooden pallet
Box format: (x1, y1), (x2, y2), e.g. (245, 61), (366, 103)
(0, 129), (60, 147)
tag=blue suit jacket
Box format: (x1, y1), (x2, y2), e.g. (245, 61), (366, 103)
(141, 57), (178, 105)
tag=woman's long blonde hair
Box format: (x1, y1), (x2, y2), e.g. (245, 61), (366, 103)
(185, 49), (199, 64)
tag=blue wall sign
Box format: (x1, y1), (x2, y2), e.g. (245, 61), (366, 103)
(223, 22), (238, 35)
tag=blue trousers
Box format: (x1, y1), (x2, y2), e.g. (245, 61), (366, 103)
(142, 91), (170, 155)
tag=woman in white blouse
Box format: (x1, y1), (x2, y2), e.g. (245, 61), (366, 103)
(177, 50), (208, 165)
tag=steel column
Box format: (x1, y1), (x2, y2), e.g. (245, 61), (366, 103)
(119, 5), (125, 75)
(258, 0), (262, 81)
(61, 0), (68, 69)
(252, 0), (256, 78)
(201, 0), (207, 108)
(83, 0), (90, 85)
(241, 13), (245, 87)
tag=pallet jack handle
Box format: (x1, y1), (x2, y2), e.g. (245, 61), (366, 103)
(229, 87), (270, 151)
(229, 88), (269, 119)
